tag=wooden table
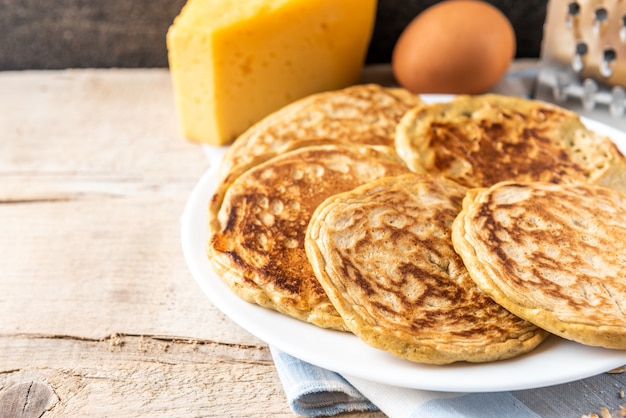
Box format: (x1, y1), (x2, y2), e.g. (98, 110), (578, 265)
(0, 69), (386, 417)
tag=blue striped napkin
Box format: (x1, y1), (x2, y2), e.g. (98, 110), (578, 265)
(271, 347), (625, 417)
(270, 348), (378, 416)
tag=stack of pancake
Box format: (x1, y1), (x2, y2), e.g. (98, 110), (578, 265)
(207, 84), (626, 364)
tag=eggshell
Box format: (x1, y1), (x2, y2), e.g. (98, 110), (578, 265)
(392, 0), (516, 94)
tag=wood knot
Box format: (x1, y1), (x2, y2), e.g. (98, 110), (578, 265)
(0, 380), (58, 418)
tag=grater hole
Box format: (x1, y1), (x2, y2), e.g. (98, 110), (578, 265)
(594, 7), (609, 22)
(567, 2), (580, 16)
(603, 48), (617, 62)
(601, 48), (617, 77)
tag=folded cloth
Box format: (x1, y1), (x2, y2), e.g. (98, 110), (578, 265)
(270, 346), (626, 418)
(270, 347), (378, 417)
(347, 371), (626, 418)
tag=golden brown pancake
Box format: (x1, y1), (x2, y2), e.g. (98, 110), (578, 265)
(306, 173), (548, 363)
(395, 94), (626, 191)
(452, 181), (626, 350)
(208, 143), (410, 331)
(218, 84), (422, 180)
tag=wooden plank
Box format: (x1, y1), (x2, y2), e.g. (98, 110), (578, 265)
(0, 335), (386, 416)
(0, 69), (243, 342)
(0, 335), (294, 417)
(0, 69), (208, 181)
(0, 194), (261, 344)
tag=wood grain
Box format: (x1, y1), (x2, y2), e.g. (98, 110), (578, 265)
(0, 69), (385, 416)
(0, 335), (287, 417)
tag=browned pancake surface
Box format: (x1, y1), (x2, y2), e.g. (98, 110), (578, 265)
(208, 143), (410, 330)
(396, 94), (626, 191)
(452, 181), (626, 349)
(306, 174), (547, 363)
(218, 84), (422, 180)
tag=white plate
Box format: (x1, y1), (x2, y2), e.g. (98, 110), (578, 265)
(181, 97), (626, 393)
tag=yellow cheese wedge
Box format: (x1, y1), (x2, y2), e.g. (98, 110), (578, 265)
(166, 0), (377, 145)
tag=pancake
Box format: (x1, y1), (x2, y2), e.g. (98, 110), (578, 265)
(208, 143), (410, 331)
(452, 181), (626, 349)
(305, 173), (548, 364)
(395, 94), (626, 191)
(218, 84), (422, 180)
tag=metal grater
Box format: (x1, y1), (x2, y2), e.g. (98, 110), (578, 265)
(535, 0), (626, 117)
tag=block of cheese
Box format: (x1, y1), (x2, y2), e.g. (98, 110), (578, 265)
(166, 0), (377, 145)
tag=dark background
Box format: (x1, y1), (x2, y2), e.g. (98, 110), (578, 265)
(0, 0), (549, 71)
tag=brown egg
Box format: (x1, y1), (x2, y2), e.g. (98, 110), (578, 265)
(392, 0), (516, 94)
